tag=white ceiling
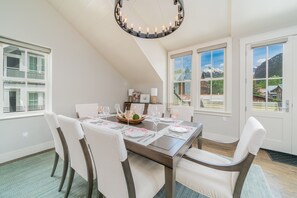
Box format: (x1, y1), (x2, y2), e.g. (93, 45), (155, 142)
(47, 0), (297, 83)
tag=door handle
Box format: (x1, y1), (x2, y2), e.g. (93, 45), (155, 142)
(280, 100), (289, 112)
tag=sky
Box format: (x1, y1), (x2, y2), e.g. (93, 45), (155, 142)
(201, 49), (224, 72)
(174, 49), (225, 74)
(253, 44), (283, 68)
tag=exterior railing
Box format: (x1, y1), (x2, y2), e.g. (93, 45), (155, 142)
(27, 105), (45, 111)
(3, 105), (45, 113)
(5, 68), (25, 78)
(173, 91), (191, 106)
(3, 106), (25, 113)
(27, 71), (45, 79)
(4, 68), (45, 79)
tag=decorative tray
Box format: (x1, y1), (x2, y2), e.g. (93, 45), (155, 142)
(116, 115), (145, 125)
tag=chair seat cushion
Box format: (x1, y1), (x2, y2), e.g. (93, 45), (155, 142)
(177, 148), (233, 198)
(129, 152), (165, 198)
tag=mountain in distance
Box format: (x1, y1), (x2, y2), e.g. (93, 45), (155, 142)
(254, 53), (283, 78)
(201, 67), (224, 78)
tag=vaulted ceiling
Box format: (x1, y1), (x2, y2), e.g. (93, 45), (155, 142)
(47, 0), (297, 83)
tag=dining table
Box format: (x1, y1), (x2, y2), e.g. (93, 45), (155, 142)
(84, 115), (203, 198)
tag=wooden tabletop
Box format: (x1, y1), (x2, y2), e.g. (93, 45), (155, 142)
(107, 116), (203, 168)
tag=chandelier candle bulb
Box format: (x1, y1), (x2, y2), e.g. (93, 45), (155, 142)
(114, 0), (184, 39)
(119, 11), (122, 22)
(130, 23), (134, 31)
(124, 18), (127, 28)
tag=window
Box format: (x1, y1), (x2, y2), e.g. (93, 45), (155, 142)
(171, 53), (192, 106)
(0, 37), (51, 118)
(168, 38), (232, 114)
(252, 43), (283, 111)
(199, 48), (225, 110)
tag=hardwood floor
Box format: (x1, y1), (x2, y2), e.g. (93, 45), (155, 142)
(200, 141), (297, 198)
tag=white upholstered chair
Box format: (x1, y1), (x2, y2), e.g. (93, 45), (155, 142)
(170, 106), (194, 122)
(57, 115), (95, 198)
(147, 104), (165, 117)
(177, 117), (267, 198)
(82, 123), (165, 198)
(130, 103), (145, 116)
(44, 112), (68, 192)
(75, 103), (98, 118)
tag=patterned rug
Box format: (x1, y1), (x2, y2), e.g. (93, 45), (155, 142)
(265, 149), (297, 167)
(0, 150), (272, 198)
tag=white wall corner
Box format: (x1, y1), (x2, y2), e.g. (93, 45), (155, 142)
(0, 141), (54, 164)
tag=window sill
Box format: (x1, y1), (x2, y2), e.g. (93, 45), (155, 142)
(194, 110), (232, 117)
(0, 112), (44, 121)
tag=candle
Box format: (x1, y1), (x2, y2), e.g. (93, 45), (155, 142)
(119, 11), (122, 22)
(151, 88), (158, 96)
(175, 16), (178, 26)
(162, 25), (165, 35)
(169, 22), (172, 32)
(124, 18), (127, 28)
(138, 27), (141, 35)
(130, 23), (134, 32)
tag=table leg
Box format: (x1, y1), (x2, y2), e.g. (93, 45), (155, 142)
(165, 166), (176, 198)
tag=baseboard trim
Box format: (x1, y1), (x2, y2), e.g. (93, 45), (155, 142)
(0, 141), (54, 164)
(202, 131), (238, 142)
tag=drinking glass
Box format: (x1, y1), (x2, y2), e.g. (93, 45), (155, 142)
(114, 104), (122, 116)
(152, 107), (161, 133)
(125, 107), (132, 126)
(170, 109), (179, 126)
(98, 106), (103, 116)
(103, 106), (110, 120)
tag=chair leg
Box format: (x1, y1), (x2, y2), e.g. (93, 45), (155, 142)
(65, 168), (75, 198)
(86, 179), (93, 198)
(197, 132), (203, 149)
(58, 158), (69, 192)
(51, 152), (59, 177)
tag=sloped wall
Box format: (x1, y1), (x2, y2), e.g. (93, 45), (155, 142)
(0, 0), (128, 163)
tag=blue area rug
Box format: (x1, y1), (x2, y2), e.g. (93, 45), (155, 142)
(0, 150), (272, 198)
(265, 149), (297, 167)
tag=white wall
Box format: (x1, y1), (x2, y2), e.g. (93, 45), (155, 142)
(0, 0), (128, 163)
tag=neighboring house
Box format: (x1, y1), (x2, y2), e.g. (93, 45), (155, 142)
(3, 46), (46, 113)
(267, 85), (282, 101)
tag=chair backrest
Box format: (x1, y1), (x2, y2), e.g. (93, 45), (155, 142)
(147, 104), (165, 116)
(44, 112), (64, 159)
(75, 103), (98, 118)
(170, 106), (194, 122)
(83, 123), (130, 198)
(233, 117), (267, 163)
(130, 103), (144, 116)
(57, 115), (90, 180)
(231, 117), (266, 194)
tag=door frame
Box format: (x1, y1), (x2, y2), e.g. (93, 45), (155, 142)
(240, 26), (297, 154)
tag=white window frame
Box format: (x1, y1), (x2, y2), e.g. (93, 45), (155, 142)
(0, 37), (52, 120)
(168, 37), (232, 115)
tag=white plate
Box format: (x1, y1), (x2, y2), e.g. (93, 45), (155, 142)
(169, 126), (188, 133)
(124, 128), (148, 138)
(159, 118), (174, 122)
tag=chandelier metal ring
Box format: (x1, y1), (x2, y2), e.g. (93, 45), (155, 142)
(114, 0), (185, 39)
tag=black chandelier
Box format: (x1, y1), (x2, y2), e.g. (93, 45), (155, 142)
(114, 0), (185, 39)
